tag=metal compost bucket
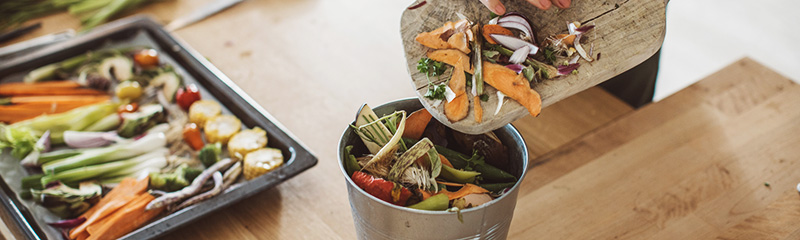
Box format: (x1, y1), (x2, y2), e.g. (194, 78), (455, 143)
(338, 97), (529, 240)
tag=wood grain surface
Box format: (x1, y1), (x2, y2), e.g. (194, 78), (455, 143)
(510, 58), (800, 239)
(401, 0), (666, 134)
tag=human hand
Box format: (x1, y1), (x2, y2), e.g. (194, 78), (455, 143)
(479, 0), (572, 15)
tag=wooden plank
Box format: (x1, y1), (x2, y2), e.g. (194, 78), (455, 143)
(513, 86), (632, 160)
(401, 0), (666, 134)
(508, 58), (800, 239)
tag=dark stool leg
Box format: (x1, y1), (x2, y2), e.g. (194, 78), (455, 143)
(599, 50), (661, 108)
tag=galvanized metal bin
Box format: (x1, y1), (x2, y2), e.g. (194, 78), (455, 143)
(338, 98), (529, 240)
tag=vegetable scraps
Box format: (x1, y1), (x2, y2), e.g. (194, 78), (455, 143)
(346, 105), (518, 211)
(414, 12), (597, 122)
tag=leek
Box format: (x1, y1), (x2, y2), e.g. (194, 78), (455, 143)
(42, 132), (166, 174)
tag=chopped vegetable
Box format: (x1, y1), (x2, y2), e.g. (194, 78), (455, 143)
(133, 49), (159, 69)
(447, 32), (471, 54)
(440, 164), (481, 183)
(473, 96), (483, 123)
(114, 80), (143, 100)
(198, 142), (222, 167)
(427, 49), (473, 74)
(84, 191), (163, 240)
(415, 20), (458, 49)
(63, 130), (124, 149)
(228, 127), (268, 160)
(39, 148), (168, 186)
(243, 148), (284, 180)
(150, 71), (182, 101)
(7, 101), (117, 146)
(203, 115), (242, 144)
(444, 94), (469, 122)
(353, 104), (395, 154)
(176, 84), (202, 111)
(41, 132), (167, 174)
(0, 81), (105, 96)
(408, 193), (449, 211)
(482, 62), (541, 117)
(402, 108), (432, 140)
(482, 24), (513, 44)
(146, 158), (234, 210)
(117, 104), (165, 138)
(351, 171), (412, 206)
(182, 123), (204, 151)
(30, 181), (102, 218)
(149, 163), (202, 192)
(173, 171), (223, 210)
(99, 56), (133, 82)
(68, 177), (149, 239)
(188, 100), (221, 128)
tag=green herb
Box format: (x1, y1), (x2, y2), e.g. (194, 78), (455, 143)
(764, 182), (771, 187)
(465, 73), (473, 88)
(480, 94), (489, 102)
(424, 83), (447, 100)
(522, 65), (535, 82)
(482, 50), (500, 58)
(417, 57), (446, 78)
(542, 47), (557, 65)
(489, 12), (499, 18)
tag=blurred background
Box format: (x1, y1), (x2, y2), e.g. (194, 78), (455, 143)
(657, 0), (800, 100)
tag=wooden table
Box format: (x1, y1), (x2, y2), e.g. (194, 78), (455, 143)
(2, 0), (799, 239)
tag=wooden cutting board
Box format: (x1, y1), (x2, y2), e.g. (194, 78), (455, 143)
(401, 0), (667, 134)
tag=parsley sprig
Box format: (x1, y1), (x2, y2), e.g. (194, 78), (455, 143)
(417, 57), (448, 100)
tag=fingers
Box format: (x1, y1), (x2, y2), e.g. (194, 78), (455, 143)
(525, 0), (552, 10)
(479, 0), (506, 15)
(552, 0), (572, 9)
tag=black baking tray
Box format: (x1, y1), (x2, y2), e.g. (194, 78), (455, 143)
(0, 16), (317, 239)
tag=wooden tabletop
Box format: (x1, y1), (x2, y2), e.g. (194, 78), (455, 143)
(2, 0), (799, 239)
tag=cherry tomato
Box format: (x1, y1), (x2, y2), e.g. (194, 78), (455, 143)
(183, 123), (205, 151)
(133, 49), (159, 69)
(176, 84), (201, 110)
(117, 103), (139, 114)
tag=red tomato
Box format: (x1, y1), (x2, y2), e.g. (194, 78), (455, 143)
(176, 84), (201, 110)
(351, 171), (412, 206)
(133, 49), (159, 69)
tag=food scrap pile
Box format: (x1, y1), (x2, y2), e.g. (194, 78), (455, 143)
(344, 104), (518, 211)
(0, 48), (283, 239)
(415, 12), (596, 123)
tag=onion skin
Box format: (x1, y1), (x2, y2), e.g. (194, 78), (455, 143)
(490, 34), (539, 55)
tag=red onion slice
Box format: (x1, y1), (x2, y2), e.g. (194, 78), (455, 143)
(490, 34), (538, 55)
(573, 34), (593, 62)
(498, 15), (533, 35)
(509, 46), (530, 64)
(498, 21), (533, 41)
(49, 217), (87, 228)
(505, 64), (525, 74)
(558, 63), (581, 75)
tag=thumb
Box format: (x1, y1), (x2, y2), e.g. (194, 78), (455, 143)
(479, 0), (506, 15)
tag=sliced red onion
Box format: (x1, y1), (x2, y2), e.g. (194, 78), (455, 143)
(407, 1), (426, 10)
(494, 91), (506, 115)
(48, 217), (86, 228)
(64, 131), (122, 148)
(498, 21), (533, 41)
(568, 54), (580, 64)
(20, 130), (50, 167)
(573, 34), (593, 62)
(488, 16), (499, 25)
(575, 25), (595, 34)
(39, 130), (51, 153)
(508, 46), (530, 64)
(490, 34), (538, 55)
(504, 64), (525, 74)
(498, 14), (534, 41)
(444, 86), (456, 103)
(568, 22), (578, 35)
(557, 63), (581, 75)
